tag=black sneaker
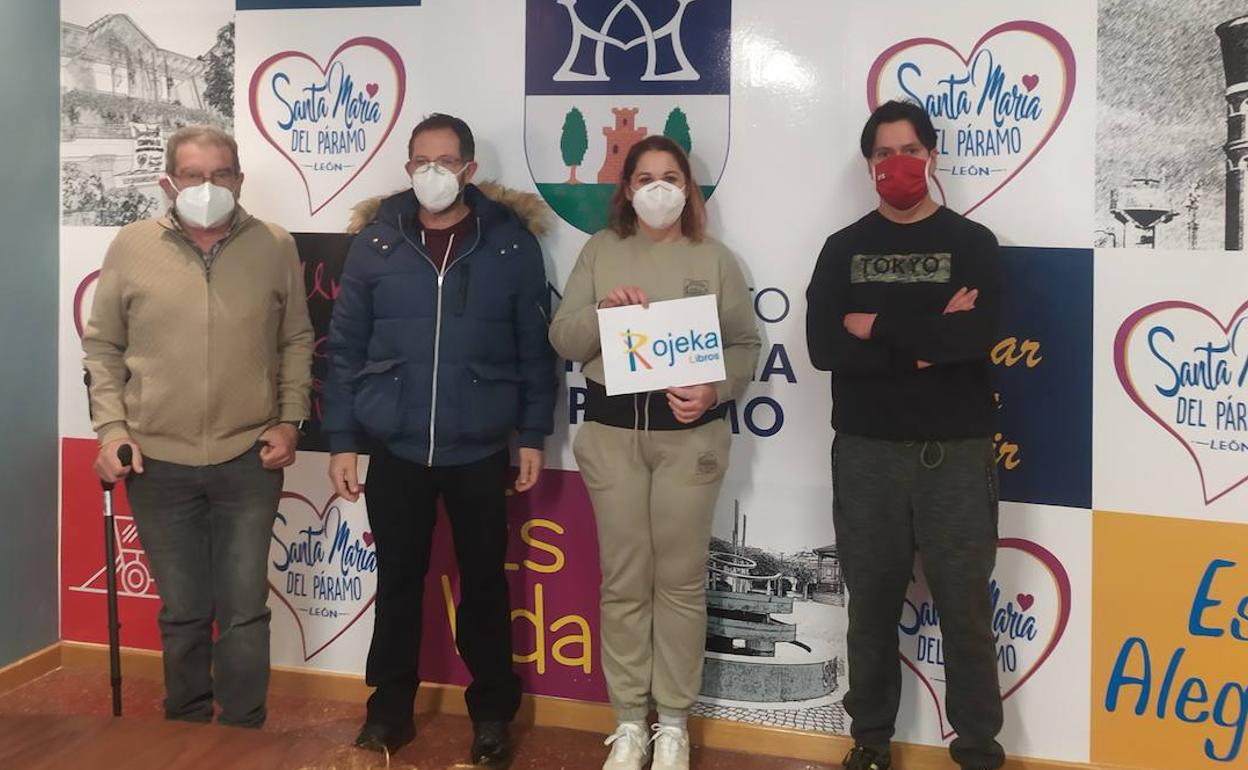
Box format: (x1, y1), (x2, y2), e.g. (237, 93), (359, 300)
(843, 745), (892, 770)
(471, 720), (512, 766)
(352, 719), (416, 754)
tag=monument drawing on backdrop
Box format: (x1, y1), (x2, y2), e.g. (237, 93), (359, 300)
(1217, 15), (1248, 249)
(1096, 2), (1248, 250)
(60, 12), (232, 226)
(1184, 182), (1203, 249)
(695, 502), (848, 734)
(1110, 178), (1178, 247)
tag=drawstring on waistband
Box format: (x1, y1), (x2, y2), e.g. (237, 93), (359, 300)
(630, 392), (655, 461)
(920, 440), (945, 470)
(632, 393), (641, 460)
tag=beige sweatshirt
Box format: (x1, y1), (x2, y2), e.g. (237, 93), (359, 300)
(82, 210), (314, 466)
(549, 230), (761, 405)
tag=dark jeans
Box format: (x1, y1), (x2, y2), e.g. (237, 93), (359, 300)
(125, 444), (282, 727)
(363, 447), (522, 726)
(832, 434), (1005, 770)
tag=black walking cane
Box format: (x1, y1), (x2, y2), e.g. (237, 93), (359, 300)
(100, 443), (129, 717)
(85, 370), (125, 716)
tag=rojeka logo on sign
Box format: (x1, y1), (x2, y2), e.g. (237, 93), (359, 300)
(1115, 300), (1248, 505)
(900, 538), (1072, 740)
(622, 327), (721, 371)
(867, 21), (1076, 215)
(269, 491), (378, 661)
(599, 295), (725, 395)
(567, 284), (799, 439)
(249, 37), (406, 215)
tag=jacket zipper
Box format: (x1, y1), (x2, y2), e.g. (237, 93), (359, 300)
(166, 218), (251, 464)
(428, 268), (445, 466)
(401, 216), (482, 466)
(202, 257), (211, 462)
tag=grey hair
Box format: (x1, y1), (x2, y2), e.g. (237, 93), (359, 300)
(164, 125), (241, 175)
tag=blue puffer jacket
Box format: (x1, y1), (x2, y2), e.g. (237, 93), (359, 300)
(323, 183), (556, 466)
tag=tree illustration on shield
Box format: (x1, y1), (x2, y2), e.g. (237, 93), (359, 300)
(560, 107), (589, 184)
(663, 107), (692, 154)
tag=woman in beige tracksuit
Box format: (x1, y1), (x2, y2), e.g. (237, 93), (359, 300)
(549, 136), (761, 770)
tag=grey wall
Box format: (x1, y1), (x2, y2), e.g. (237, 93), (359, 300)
(0, 1), (61, 667)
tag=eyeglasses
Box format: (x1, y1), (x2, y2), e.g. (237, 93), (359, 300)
(173, 169), (239, 186)
(412, 156), (466, 173)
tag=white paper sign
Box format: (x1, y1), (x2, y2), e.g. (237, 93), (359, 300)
(597, 295), (727, 396)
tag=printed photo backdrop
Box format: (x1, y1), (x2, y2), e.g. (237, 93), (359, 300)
(1095, 0), (1248, 251)
(60, 0), (234, 226)
(56, 2), (1248, 769)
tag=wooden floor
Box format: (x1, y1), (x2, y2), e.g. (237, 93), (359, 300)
(0, 667), (839, 770)
(0, 714), (367, 770)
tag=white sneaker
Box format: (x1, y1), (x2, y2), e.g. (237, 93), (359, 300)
(603, 722), (651, 770)
(649, 723), (690, 770)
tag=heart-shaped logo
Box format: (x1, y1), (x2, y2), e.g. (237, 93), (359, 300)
(269, 489), (378, 661)
(899, 537), (1072, 740)
(867, 21), (1076, 215)
(1114, 300), (1248, 505)
(248, 37), (406, 216)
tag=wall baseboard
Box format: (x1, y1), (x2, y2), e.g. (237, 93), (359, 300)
(0, 643), (61, 696)
(47, 642), (1106, 770)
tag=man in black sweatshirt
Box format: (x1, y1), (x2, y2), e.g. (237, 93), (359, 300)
(806, 100), (1004, 770)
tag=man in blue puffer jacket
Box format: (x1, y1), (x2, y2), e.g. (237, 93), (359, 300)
(323, 113), (556, 765)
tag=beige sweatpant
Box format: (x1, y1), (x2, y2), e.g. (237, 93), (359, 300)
(573, 418), (731, 721)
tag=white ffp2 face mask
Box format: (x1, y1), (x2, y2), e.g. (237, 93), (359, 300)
(411, 163), (465, 213)
(170, 180), (236, 229)
(631, 180), (687, 231)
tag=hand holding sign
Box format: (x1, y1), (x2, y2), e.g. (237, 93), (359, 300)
(599, 285), (649, 309)
(666, 385), (718, 423)
(598, 295), (727, 396)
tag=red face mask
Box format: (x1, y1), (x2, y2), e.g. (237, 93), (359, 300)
(873, 154), (930, 211)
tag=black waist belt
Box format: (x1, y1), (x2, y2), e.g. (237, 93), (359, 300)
(584, 379), (728, 431)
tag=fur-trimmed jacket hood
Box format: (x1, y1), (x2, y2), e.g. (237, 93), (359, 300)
(347, 181), (551, 236)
